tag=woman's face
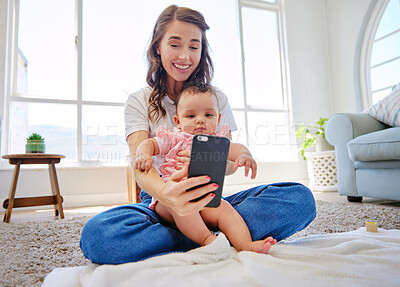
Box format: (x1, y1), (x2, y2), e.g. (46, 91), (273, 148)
(158, 20), (202, 88)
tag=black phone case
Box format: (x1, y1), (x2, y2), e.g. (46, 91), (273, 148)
(188, 134), (230, 208)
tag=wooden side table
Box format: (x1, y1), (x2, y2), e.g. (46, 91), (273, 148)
(2, 154), (65, 223)
(126, 165), (141, 204)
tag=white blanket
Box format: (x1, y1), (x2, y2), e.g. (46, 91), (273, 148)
(43, 228), (400, 287)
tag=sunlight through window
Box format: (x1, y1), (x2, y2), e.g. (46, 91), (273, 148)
(11, 0), (294, 163)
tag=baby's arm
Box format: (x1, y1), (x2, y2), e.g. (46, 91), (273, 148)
(228, 142), (257, 179)
(134, 138), (160, 173)
(221, 131), (238, 176)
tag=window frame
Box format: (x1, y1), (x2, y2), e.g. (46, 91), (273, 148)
(5, 0), (126, 163)
(360, 0), (400, 108)
(3, 0), (295, 164)
(237, 0), (294, 156)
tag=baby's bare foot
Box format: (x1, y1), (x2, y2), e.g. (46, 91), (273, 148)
(201, 234), (218, 246)
(242, 236), (277, 253)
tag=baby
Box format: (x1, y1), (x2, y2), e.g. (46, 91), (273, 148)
(135, 83), (276, 253)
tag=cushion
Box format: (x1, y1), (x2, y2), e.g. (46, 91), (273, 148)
(364, 82), (400, 127)
(347, 127), (400, 161)
(354, 160), (400, 169)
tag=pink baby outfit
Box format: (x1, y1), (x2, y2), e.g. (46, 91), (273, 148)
(149, 125), (229, 210)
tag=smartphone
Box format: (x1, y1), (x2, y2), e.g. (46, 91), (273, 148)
(188, 134), (230, 208)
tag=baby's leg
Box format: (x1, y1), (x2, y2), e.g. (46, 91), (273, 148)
(201, 200), (276, 253)
(155, 203), (217, 246)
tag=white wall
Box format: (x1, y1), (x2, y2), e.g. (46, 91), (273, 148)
(285, 0), (333, 125)
(0, 165), (129, 208)
(325, 0), (376, 113)
(0, 161), (308, 208)
(286, 0), (376, 125)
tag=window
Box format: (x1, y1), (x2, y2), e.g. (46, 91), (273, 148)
(6, 0), (294, 164)
(235, 0), (294, 161)
(361, 0), (400, 106)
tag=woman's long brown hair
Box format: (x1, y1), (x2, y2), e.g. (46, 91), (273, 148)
(146, 5), (214, 122)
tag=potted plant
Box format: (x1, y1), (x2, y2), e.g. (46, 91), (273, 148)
(296, 117), (333, 160)
(26, 133), (46, 153)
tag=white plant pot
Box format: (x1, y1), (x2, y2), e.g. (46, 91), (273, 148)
(316, 135), (333, 152)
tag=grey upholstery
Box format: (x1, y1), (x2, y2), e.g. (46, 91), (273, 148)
(325, 113), (400, 202)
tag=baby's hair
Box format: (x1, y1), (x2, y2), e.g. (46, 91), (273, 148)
(175, 83), (219, 112)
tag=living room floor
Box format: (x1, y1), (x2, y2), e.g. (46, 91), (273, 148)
(1, 191), (400, 224)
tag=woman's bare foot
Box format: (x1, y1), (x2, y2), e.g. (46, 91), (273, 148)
(239, 236), (277, 253)
(201, 234), (218, 246)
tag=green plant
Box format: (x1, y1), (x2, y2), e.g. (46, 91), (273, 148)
(26, 133), (45, 141)
(296, 117), (328, 160)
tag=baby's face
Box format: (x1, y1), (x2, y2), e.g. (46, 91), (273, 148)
(174, 91), (221, 135)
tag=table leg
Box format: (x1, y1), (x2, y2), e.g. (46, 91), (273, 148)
(135, 182), (141, 203)
(126, 166), (141, 203)
(127, 166), (133, 203)
(4, 163), (21, 223)
(48, 162), (64, 219)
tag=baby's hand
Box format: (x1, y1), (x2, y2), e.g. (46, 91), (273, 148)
(233, 154), (257, 179)
(134, 154), (154, 173)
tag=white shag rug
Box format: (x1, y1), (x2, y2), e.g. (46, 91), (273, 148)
(1, 200), (400, 286)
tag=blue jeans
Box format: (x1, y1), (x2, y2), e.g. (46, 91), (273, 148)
(80, 182), (316, 264)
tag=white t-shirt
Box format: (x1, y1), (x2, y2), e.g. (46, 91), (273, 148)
(124, 86), (237, 170)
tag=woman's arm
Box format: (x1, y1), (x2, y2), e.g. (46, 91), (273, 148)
(128, 131), (218, 216)
(127, 130), (150, 162)
(136, 138), (160, 156)
(134, 163), (218, 216)
(127, 130), (150, 194)
(135, 138), (159, 173)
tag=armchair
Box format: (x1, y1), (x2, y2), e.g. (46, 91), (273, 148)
(325, 113), (400, 202)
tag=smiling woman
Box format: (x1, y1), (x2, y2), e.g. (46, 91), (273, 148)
(78, 3), (316, 265)
(145, 6), (213, 124)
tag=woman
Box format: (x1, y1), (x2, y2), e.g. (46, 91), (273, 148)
(80, 5), (316, 265)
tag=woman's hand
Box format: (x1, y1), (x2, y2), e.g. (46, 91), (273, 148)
(175, 149), (191, 170)
(157, 162), (218, 216)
